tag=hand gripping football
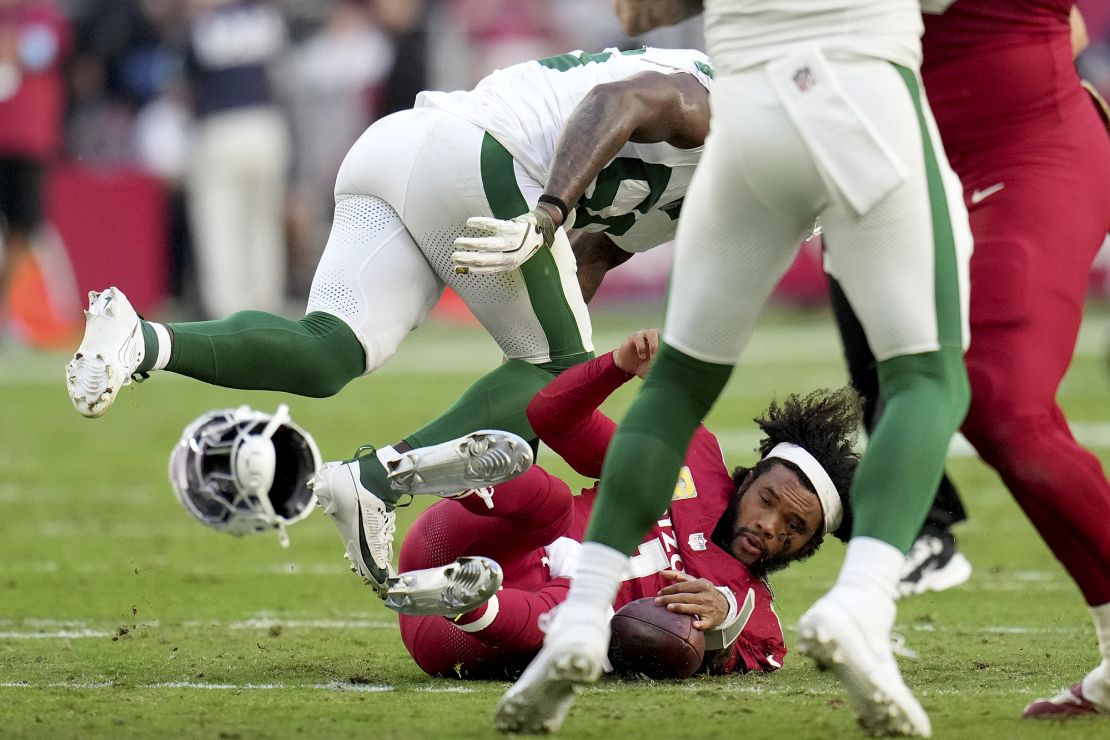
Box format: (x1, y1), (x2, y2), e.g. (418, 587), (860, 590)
(608, 597), (706, 679)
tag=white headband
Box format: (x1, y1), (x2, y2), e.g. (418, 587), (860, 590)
(764, 442), (843, 534)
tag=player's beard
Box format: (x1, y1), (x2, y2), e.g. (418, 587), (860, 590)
(711, 488), (793, 579)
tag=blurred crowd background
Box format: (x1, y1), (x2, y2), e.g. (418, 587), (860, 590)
(1, 0), (1108, 347)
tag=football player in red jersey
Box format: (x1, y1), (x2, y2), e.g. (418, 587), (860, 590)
(830, 1), (1110, 719)
(374, 330), (860, 679)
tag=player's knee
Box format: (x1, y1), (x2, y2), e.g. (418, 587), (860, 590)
(961, 384), (1040, 470)
(880, 347), (969, 425)
(289, 313), (368, 396)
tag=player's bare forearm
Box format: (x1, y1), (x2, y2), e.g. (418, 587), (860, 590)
(614, 0), (703, 36)
(571, 232), (633, 302)
(541, 87), (640, 226)
(542, 72), (709, 226)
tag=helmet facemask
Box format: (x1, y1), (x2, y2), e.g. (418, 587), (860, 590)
(169, 404), (321, 547)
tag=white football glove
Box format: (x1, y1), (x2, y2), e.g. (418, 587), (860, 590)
(451, 207), (557, 275)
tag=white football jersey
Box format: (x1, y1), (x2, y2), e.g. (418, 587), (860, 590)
(703, 0), (923, 74)
(416, 48), (714, 253)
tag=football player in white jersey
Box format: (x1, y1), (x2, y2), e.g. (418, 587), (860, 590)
(65, 47), (712, 591)
(493, 2), (971, 737)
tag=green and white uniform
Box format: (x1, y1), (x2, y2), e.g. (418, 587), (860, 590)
(308, 47), (712, 371)
(590, 0), (973, 557)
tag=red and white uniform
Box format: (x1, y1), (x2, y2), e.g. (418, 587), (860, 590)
(923, 0), (1110, 606)
(398, 353), (785, 678)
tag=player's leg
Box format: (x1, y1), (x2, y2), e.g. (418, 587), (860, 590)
(187, 117), (250, 320)
(395, 466), (575, 572)
(795, 61), (971, 738)
(393, 467), (576, 677)
(400, 360), (556, 450)
(404, 132), (597, 447)
(828, 276), (971, 597)
(239, 109), (290, 314)
(496, 69), (819, 734)
(346, 123), (595, 495)
(66, 115), (444, 417)
(391, 473), (572, 632)
(944, 122), (1110, 713)
(398, 581), (570, 679)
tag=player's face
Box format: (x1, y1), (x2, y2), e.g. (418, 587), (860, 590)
(728, 463), (823, 567)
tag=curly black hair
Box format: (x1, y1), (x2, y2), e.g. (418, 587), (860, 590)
(717, 387), (863, 577)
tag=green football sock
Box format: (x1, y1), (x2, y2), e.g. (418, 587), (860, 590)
(164, 311), (365, 397)
(585, 344), (733, 554)
(402, 359), (562, 449)
(354, 359), (562, 500)
(849, 348), (970, 551)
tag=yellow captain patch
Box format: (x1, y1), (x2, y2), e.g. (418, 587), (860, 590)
(671, 466), (698, 500)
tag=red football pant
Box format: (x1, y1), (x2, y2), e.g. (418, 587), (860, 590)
(956, 89), (1110, 606)
(397, 466), (576, 677)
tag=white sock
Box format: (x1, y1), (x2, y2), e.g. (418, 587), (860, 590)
(561, 541), (628, 619)
(455, 594), (499, 633)
(836, 537), (903, 599)
(149, 322), (172, 371)
(825, 536), (903, 631)
(1091, 601), (1110, 660)
(1081, 602), (1110, 708)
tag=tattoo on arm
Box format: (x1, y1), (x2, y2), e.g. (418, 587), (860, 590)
(544, 72), (709, 225)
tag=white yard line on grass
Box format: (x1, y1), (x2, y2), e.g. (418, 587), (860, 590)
(0, 680), (471, 693)
(0, 630), (114, 639)
(226, 618), (396, 630)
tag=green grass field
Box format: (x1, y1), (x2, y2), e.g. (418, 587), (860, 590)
(3, 305), (1110, 739)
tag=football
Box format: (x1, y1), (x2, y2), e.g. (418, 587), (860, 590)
(608, 597), (706, 679)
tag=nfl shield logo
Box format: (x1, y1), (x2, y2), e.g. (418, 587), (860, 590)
(688, 533), (707, 551)
(793, 66), (817, 92)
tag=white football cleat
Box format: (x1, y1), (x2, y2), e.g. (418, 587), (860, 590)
(495, 606), (609, 734)
(65, 287), (144, 418)
(798, 594), (931, 737)
(311, 460), (396, 595)
(384, 556), (503, 617)
(898, 531), (972, 598)
(386, 430), (533, 497)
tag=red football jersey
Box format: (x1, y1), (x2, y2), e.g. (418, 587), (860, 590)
(923, 0), (1072, 63)
(528, 353), (787, 674)
(921, 0), (1079, 154)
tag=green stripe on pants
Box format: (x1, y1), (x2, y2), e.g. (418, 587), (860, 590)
(893, 64), (962, 348)
(848, 67), (970, 551)
(479, 133), (588, 364)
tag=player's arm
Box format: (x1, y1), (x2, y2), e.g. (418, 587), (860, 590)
(572, 232), (633, 303)
(540, 70), (709, 226)
(452, 71), (709, 275)
(613, 0), (704, 36)
(526, 330), (659, 476)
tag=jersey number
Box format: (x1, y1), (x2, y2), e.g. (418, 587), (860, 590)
(537, 47), (647, 72)
(574, 158), (673, 236)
